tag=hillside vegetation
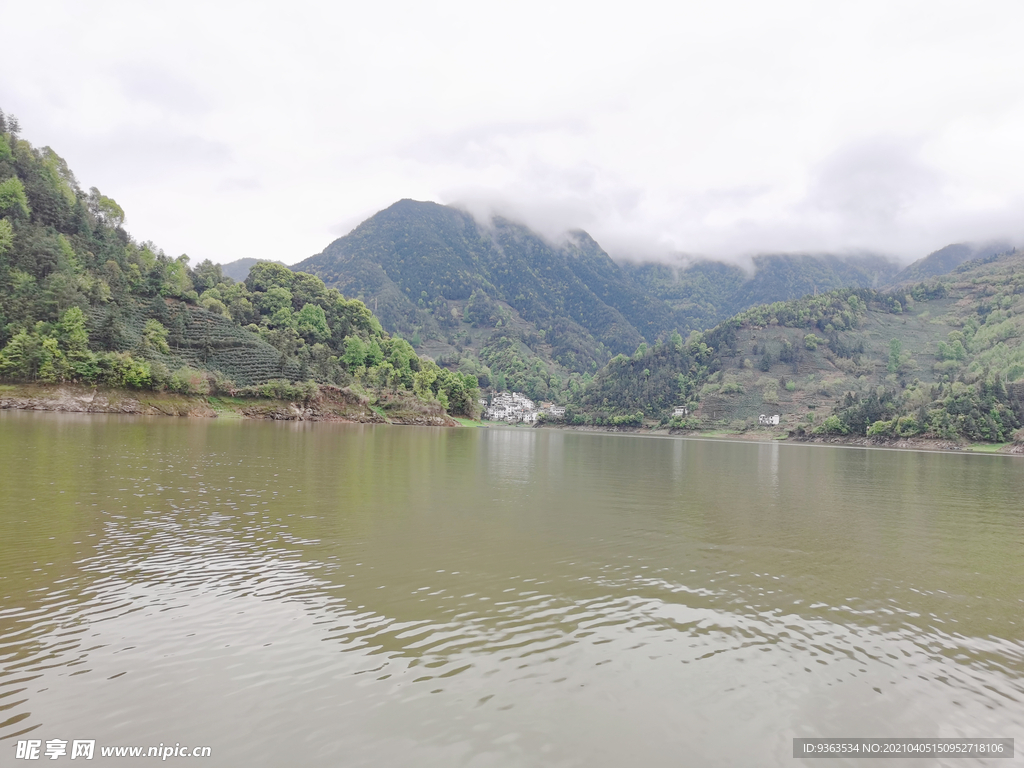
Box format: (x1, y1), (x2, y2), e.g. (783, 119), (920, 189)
(295, 199), (1006, 409)
(0, 112), (478, 417)
(295, 200), (678, 403)
(569, 253), (1024, 443)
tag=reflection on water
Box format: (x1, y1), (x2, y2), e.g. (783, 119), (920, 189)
(1, 412), (1022, 767)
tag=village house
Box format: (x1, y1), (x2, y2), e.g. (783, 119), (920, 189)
(539, 402), (566, 419)
(484, 392), (539, 424)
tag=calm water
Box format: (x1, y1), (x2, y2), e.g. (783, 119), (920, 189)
(1, 412), (1022, 767)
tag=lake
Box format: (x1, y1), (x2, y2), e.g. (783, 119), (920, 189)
(1, 412), (1022, 766)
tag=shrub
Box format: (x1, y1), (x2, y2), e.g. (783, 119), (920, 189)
(814, 415), (848, 435)
(169, 367), (211, 396)
(99, 352), (152, 389)
(804, 333), (823, 350)
(236, 379), (319, 401)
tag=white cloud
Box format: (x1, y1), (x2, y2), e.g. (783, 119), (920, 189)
(3, 0), (1023, 265)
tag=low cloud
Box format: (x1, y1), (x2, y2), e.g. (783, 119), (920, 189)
(67, 128), (231, 185)
(5, 1), (1024, 268)
(217, 176), (262, 192)
(439, 135), (1021, 266)
(116, 64), (211, 117)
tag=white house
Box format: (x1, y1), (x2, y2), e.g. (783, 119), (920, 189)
(758, 414), (781, 426)
(483, 392), (540, 424)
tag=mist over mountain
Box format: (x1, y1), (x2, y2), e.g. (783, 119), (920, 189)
(294, 200), (670, 372)
(295, 200), (1001, 402)
(620, 252), (900, 334)
(4, 101), (1022, 437)
(891, 241), (1014, 285)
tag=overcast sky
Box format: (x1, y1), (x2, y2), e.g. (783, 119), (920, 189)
(4, 1), (1024, 266)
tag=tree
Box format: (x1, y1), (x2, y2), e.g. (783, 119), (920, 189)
(365, 340), (384, 367)
(259, 286), (292, 315)
(142, 319), (171, 354)
(0, 218), (13, 256)
(191, 259), (224, 293)
(0, 329), (38, 379)
(816, 415), (848, 435)
(245, 262), (294, 292)
(161, 256), (193, 297)
(97, 308), (127, 350)
(87, 187), (124, 228)
(290, 272), (327, 308)
(296, 303), (330, 341)
(342, 336), (367, 368)
(0, 177), (30, 219)
(55, 306), (90, 354)
(37, 337), (67, 382)
(887, 338), (905, 373)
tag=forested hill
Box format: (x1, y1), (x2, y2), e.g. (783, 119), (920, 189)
(295, 199), (672, 359)
(0, 112), (479, 417)
(295, 201), (911, 358)
(294, 200), (1005, 408)
(569, 252), (1024, 443)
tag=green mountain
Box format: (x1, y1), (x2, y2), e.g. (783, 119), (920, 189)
(569, 253), (1024, 443)
(890, 241), (1012, 284)
(294, 201), (936, 404)
(0, 112), (478, 418)
(295, 198), (672, 353)
(294, 199), (685, 403)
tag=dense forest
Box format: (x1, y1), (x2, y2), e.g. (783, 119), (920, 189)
(0, 111), (479, 417)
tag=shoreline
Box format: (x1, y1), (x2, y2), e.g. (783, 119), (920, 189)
(5, 385), (1020, 454)
(0, 383), (458, 427)
(521, 420), (1024, 455)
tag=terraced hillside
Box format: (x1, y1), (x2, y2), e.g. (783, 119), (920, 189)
(85, 298), (303, 385)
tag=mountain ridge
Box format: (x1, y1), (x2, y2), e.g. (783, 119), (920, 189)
(295, 199), (1008, 404)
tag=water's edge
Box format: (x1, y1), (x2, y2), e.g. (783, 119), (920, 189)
(5, 383), (1024, 453)
(0, 383), (456, 426)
